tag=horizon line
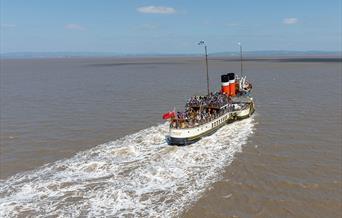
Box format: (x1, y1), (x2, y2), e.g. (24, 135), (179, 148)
(1, 50), (341, 57)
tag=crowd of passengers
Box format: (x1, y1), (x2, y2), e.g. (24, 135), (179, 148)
(170, 92), (235, 129)
(185, 92), (229, 108)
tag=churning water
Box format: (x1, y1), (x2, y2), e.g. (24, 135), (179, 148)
(0, 118), (255, 217)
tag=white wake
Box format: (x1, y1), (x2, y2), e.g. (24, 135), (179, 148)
(0, 117), (255, 217)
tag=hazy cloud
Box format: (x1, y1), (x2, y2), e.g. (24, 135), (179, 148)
(1, 23), (16, 28)
(283, 18), (298, 25)
(137, 6), (176, 14)
(139, 24), (160, 30)
(65, 23), (85, 31)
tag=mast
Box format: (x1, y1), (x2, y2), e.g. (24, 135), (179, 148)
(198, 41), (210, 96)
(238, 42), (243, 77)
(205, 45), (210, 95)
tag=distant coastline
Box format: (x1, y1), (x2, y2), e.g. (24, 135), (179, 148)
(1, 51), (341, 63)
(1, 50), (341, 60)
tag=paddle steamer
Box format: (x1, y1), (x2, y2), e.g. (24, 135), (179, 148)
(163, 73), (255, 145)
(162, 41), (255, 145)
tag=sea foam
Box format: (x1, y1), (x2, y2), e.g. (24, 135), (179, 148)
(0, 117), (255, 217)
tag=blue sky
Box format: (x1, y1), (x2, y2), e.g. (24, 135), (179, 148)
(1, 0), (341, 53)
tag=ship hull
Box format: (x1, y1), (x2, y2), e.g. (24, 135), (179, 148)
(167, 101), (254, 146)
(167, 120), (227, 145)
(236, 102), (255, 120)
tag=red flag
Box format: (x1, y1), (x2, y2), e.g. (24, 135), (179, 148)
(162, 111), (175, 120)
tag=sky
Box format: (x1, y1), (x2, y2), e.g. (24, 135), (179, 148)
(1, 0), (341, 54)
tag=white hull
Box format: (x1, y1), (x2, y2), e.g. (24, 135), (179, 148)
(168, 100), (254, 145)
(236, 102), (253, 119)
(169, 111), (231, 139)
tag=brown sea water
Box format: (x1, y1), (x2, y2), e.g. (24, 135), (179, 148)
(0, 57), (341, 217)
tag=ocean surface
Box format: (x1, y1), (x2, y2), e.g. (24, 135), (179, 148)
(0, 57), (341, 217)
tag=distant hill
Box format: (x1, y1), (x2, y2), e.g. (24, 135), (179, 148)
(0, 52), (124, 59)
(210, 50), (341, 57)
(1, 50), (341, 59)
